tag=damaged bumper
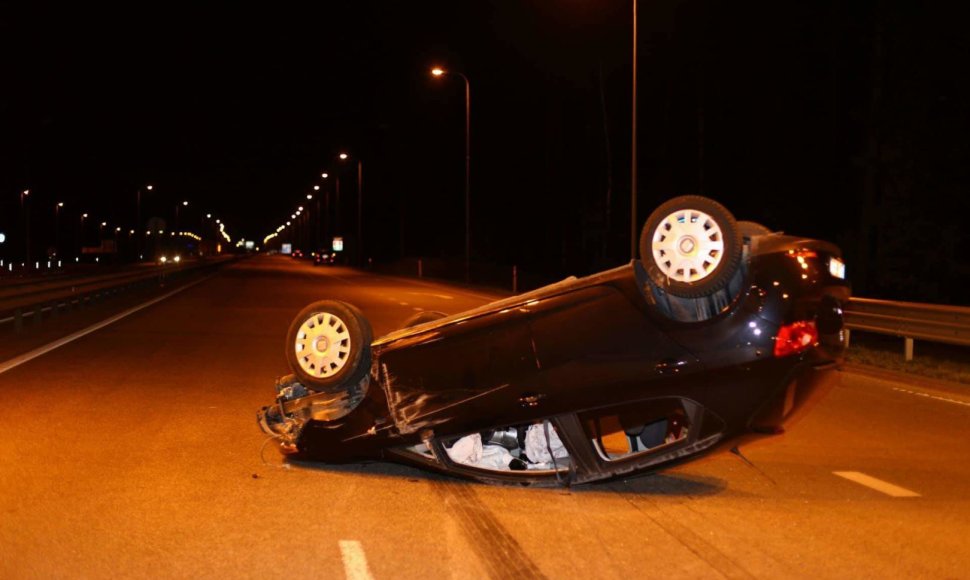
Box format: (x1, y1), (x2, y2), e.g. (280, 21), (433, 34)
(257, 375), (368, 453)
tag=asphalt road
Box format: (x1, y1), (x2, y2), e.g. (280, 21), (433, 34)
(1, 256), (968, 579)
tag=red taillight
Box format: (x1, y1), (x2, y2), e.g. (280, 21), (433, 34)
(773, 321), (819, 357)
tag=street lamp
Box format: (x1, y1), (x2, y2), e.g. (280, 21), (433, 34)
(54, 202), (64, 257)
(77, 213), (89, 256)
(136, 184), (153, 260)
(631, 0), (638, 261)
(21, 190), (30, 263)
(431, 66), (471, 282)
(175, 200), (188, 231)
(337, 152), (364, 266)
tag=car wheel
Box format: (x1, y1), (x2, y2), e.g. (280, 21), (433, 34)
(286, 300), (373, 393)
(738, 220), (773, 239)
(639, 195), (742, 298)
(402, 310), (448, 328)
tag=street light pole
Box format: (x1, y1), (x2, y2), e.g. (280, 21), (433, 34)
(54, 202), (64, 258)
(431, 67), (472, 282)
(137, 184), (152, 260)
(20, 190), (30, 264)
(630, 0), (639, 262)
(357, 160), (363, 266)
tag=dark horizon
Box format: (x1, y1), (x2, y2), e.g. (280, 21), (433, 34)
(2, 1), (967, 301)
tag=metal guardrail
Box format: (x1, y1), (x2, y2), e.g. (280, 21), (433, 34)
(0, 258), (234, 332)
(844, 297), (970, 360)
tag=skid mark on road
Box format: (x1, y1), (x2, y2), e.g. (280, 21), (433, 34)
(432, 480), (547, 580)
(339, 540), (375, 580)
(833, 471), (921, 497)
(891, 387), (970, 408)
(616, 488), (757, 580)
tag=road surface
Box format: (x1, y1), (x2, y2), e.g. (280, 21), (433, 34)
(1, 256), (967, 578)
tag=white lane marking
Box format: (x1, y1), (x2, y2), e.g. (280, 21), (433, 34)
(339, 540), (375, 580)
(833, 471), (921, 498)
(0, 275), (214, 377)
(892, 387), (970, 408)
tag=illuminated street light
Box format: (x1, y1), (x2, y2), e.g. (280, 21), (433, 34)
(338, 153), (348, 160)
(430, 65), (472, 281)
(313, 185), (320, 191)
(54, 202), (65, 257)
(20, 190), (30, 263)
(136, 184), (154, 261)
(307, 194), (313, 200)
(321, 173), (329, 179)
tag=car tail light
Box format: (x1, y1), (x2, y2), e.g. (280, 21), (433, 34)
(773, 321), (819, 357)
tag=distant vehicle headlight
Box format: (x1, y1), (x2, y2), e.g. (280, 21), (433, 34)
(174, 255), (181, 263)
(160, 256), (168, 263)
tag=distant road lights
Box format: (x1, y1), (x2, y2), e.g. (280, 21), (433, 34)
(298, 206), (304, 212)
(206, 213), (212, 219)
(313, 185), (320, 191)
(431, 67), (445, 77)
(182, 201), (188, 206)
(146, 185), (153, 191)
(287, 221), (291, 226)
(0, 233), (6, 244)
(307, 194), (313, 200)
(338, 153), (348, 160)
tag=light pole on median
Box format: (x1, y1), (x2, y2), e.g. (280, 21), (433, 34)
(431, 66), (471, 282)
(54, 202), (64, 258)
(20, 190), (30, 264)
(630, 0), (639, 262)
(338, 153), (363, 266)
(137, 184), (153, 260)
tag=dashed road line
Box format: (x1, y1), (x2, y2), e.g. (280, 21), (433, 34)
(339, 540), (375, 580)
(833, 471), (921, 498)
(891, 387), (970, 408)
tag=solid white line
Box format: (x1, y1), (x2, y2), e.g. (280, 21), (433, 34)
(892, 387), (970, 408)
(0, 275), (214, 377)
(339, 540), (375, 580)
(833, 471), (921, 498)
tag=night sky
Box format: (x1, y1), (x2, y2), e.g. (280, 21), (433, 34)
(2, 1), (967, 301)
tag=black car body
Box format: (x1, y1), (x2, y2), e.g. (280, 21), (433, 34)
(259, 198), (849, 486)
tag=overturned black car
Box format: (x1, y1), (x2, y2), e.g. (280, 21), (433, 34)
(258, 196), (850, 486)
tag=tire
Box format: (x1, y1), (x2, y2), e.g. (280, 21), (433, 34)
(737, 221), (773, 239)
(639, 195), (742, 298)
(285, 300), (373, 393)
(402, 310), (448, 328)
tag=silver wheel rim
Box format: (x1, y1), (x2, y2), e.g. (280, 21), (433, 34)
(651, 208), (725, 283)
(294, 312), (352, 378)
